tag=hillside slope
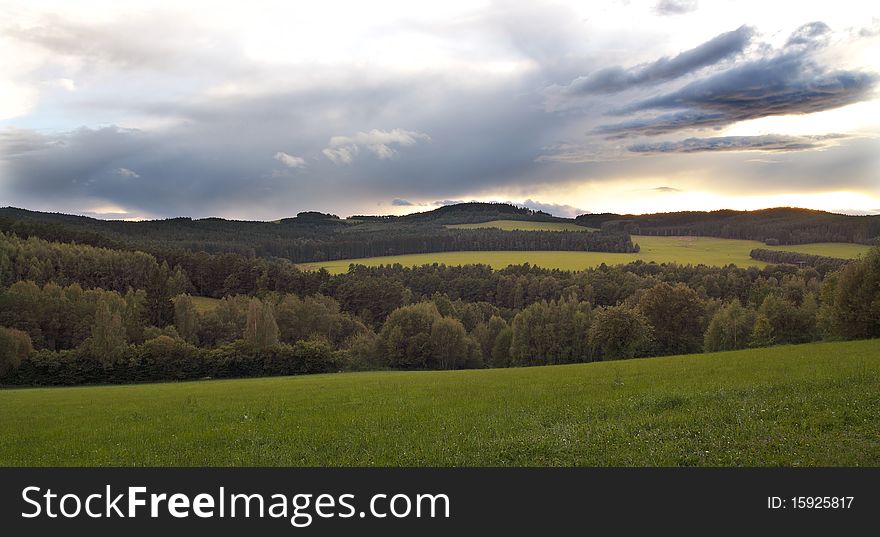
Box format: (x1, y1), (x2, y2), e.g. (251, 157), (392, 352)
(2, 339), (878, 466)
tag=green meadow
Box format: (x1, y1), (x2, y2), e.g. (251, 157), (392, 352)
(2, 339), (878, 467)
(297, 235), (872, 274)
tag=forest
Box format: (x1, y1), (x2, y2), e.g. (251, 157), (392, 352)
(0, 204), (634, 263)
(576, 207), (880, 245)
(2, 207), (879, 386)
(749, 248), (850, 274)
(6, 204), (880, 267)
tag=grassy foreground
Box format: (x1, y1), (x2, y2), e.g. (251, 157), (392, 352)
(297, 235), (872, 274)
(2, 339), (879, 467)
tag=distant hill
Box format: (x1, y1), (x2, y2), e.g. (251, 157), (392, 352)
(352, 202), (567, 225)
(576, 207), (880, 245)
(0, 204), (635, 262)
(3, 204), (876, 264)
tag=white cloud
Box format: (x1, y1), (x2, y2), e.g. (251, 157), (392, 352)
(324, 128), (430, 163)
(113, 167), (140, 178)
(273, 151), (306, 168)
(321, 145), (359, 165)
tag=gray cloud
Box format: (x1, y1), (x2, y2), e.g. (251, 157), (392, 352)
(627, 134), (846, 154)
(786, 21), (831, 48)
(649, 186), (682, 192)
(535, 142), (627, 164)
(0, 127), (62, 156)
(391, 198), (416, 206)
(596, 26), (879, 137)
(560, 25), (753, 96)
(0, 70), (560, 218)
(654, 0), (699, 16)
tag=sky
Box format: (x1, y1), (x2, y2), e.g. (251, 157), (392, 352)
(0, 0), (878, 220)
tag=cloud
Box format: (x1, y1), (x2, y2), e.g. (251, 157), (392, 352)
(649, 186), (682, 193)
(627, 134), (846, 154)
(323, 129), (431, 164)
(113, 167), (140, 178)
(858, 18), (880, 38)
(596, 25), (879, 137)
(557, 26), (753, 96)
(0, 128), (60, 157)
(654, 0), (699, 16)
(520, 199), (587, 218)
(786, 21), (831, 48)
(273, 151), (306, 168)
(5, 13), (235, 71)
(391, 198), (416, 206)
(535, 142), (626, 164)
(2, 4), (878, 219)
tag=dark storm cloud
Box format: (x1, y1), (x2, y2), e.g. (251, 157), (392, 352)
(596, 27), (879, 138)
(1, 69), (562, 218)
(654, 0), (699, 16)
(561, 26), (753, 95)
(627, 134), (845, 154)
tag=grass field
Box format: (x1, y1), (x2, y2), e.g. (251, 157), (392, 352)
(2, 339), (878, 466)
(297, 235), (872, 274)
(767, 242), (873, 258)
(190, 296), (221, 313)
(446, 219), (598, 232)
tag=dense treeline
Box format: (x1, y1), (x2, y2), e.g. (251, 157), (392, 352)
(272, 226), (637, 262)
(576, 207), (880, 245)
(4, 244), (879, 386)
(0, 230), (827, 323)
(0, 216), (124, 249)
(0, 233), (188, 325)
(0, 205), (631, 263)
(749, 248), (850, 274)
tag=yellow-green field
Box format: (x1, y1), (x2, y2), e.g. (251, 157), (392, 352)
(297, 235), (872, 274)
(1, 339), (878, 466)
(446, 219), (598, 232)
(191, 296), (221, 313)
(766, 242), (873, 258)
